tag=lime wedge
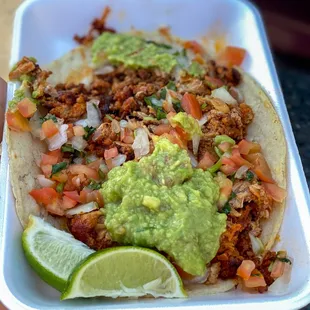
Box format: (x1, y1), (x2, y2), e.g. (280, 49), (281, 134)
(62, 246), (187, 299)
(22, 215), (94, 291)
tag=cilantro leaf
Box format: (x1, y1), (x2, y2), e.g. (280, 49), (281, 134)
(88, 180), (102, 190)
(40, 114), (57, 124)
(83, 126), (96, 141)
(61, 145), (75, 153)
(278, 257), (292, 265)
(246, 171), (254, 181)
(51, 162), (67, 176)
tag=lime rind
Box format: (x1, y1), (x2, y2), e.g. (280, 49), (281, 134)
(22, 215), (94, 291)
(61, 246), (187, 300)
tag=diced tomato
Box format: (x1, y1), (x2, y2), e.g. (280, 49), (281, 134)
(104, 147), (118, 160)
(46, 199), (65, 216)
(66, 123), (74, 139)
(42, 119), (59, 138)
(79, 189), (91, 204)
(218, 142), (232, 153)
(169, 130), (187, 149)
(41, 154), (58, 166)
(17, 98), (37, 118)
(245, 153), (274, 183)
(62, 195), (78, 209)
(63, 191), (81, 203)
(218, 178), (233, 207)
(175, 126), (189, 141)
(41, 164), (52, 177)
(73, 125), (85, 137)
(51, 171), (68, 183)
(183, 40), (205, 55)
(86, 190), (104, 208)
(243, 270), (267, 288)
(270, 260), (285, 278)
(181, 93), (202, 120)
(238, 139), (261, 155)
(221, 156), (238, 168)
(87, 159), (103, 170)
(69, 164), (99, 180)
(230, 148), (252, 168)
(220, 164), (238, 176)
(173, 263), (196, 281)
(198, 151), (217, 170)
(217, 46), (246, 67)
(29, 188), (58, 205)
(6, 110), (31, 132)
(236, 260), (255, 280)
(72, 174), (87, 188)
(263, 182), (286, 203)
(204, 76), (224, 89)
(47, 149), (62, 161)
(153, 124), (172, 136)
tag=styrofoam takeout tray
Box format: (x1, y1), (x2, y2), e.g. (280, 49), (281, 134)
(1, 0), (310, 309)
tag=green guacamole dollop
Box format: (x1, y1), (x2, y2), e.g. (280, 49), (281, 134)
(101, 138), (226, 276)
(92, 32), (178, 73)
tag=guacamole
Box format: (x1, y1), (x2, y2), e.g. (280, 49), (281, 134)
(92, 32), (178, 73)
(101, 139), (226, 275)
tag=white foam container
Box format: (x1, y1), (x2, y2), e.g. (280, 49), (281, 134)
(1, 0), (310, 309)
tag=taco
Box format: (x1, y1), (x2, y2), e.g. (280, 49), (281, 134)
(6, 9), (289, 297)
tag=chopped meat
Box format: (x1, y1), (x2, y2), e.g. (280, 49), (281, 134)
(202, 105), (253, 143)
(219, 256), (243, 279)
(207, 60), (241, 87)
(74, 7), (115, 45)
(68, 211), (114, 250)
(50, 101), (86, 121)
(9, 57), (36, 80)
(115, 142), (135, 160)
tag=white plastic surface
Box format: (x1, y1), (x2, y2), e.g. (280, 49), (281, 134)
(1, 0), (310, 309)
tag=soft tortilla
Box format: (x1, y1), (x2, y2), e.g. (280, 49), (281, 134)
(7, 44), (286, 296)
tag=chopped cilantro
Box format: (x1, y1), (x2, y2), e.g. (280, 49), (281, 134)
(144, 95), (163, 107)
(61, 145), (75, 153)
(56, 182), (65, 193)
(83, 126), (96, 141)
(201, 103), (207, 110)
(229, 192), (237, 200)
(156, 108), (166, 120)
(88, 180), (102, 190)
(98, 169), (105, 180)
(40, 114), (58, 124)
(166, 81), (177, 91)
(246, 170), (254, 181)
(160, 88), (167, 100)
(20, 75), (33, 83)
(51, 162), (67, 176)
(106, 115), (114, 121)
(278, 257), (292, 265)
(221, 203), (231, 215)
(173, 101), (183, 113)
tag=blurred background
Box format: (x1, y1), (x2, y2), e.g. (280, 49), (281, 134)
(0, 0), (309, 308)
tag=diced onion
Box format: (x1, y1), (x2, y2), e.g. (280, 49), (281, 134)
(132, 127), (150, 159)
(111, 154), (127, 167)
(198, 114), (208, 126)
(249, 233), (264, 255)
(86, 99), (101, 128)
(188, 151), (198, 168)
(111, 119), (121, 133)
(71, 136), (88, 151)
(99, 163), (109, 174)
(211, 86), (238, 105)
(192, 134), (201, 156)
(29, 112), (43, 138)
(94, 65), (115, 75)
(86, 154), (99, 163)
(235, 165), (249, 179)
(268, 258), (293, 294)
(47, 124), (68, 151)
(120, 120), (128, 128)
(37, 175), (55, 188)
(75, 118), (88, 127)
(65, 202), (99, 217)
(73, 157), (84, 164)
(183, 269), (209, 285)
